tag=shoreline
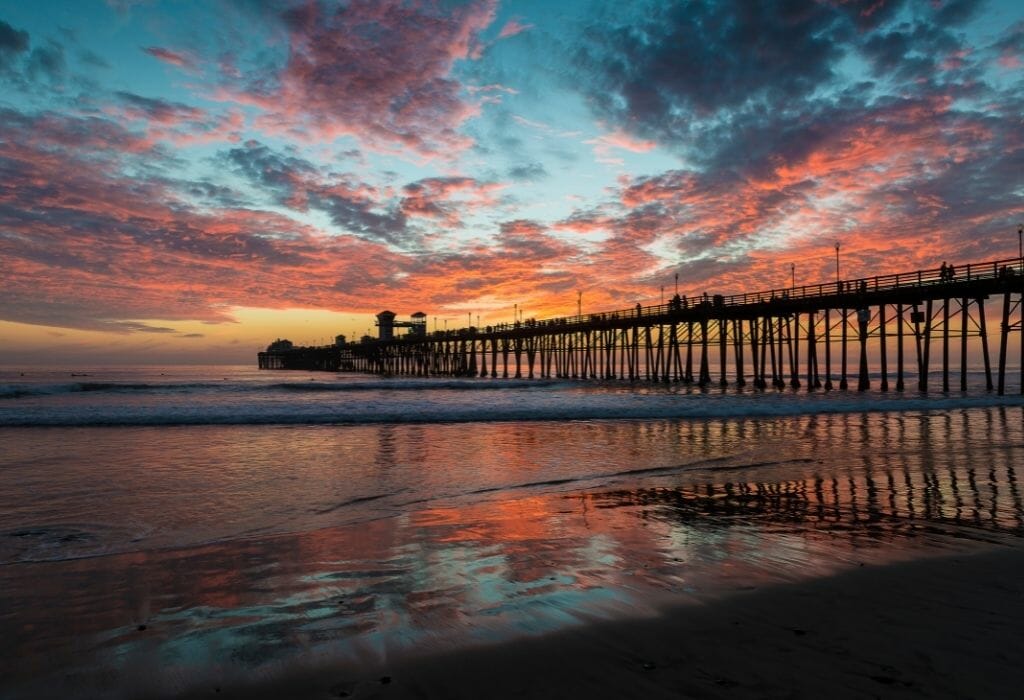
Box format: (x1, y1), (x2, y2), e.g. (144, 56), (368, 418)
(170, 543), (1024, 699)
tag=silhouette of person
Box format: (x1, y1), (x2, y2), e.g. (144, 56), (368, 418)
(947, 264), (956, 280)
(940, 261), (948, 281)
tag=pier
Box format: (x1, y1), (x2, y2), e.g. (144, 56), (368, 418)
(259, 258), (1024, 395)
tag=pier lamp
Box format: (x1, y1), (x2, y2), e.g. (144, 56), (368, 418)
(514, 303), (517, 324)
(577, 290), (582, 319)
(1018, 224), (1022, 272)
(835, 242), (840, 284)
(791, 262), (796, 291)
(661, 285), (664, 304)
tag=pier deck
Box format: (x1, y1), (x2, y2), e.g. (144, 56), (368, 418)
(259, 258), (1024, 395)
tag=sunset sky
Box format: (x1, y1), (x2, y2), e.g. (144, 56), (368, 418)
(1, 0), (1022, 364)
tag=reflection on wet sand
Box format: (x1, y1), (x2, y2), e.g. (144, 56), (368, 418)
(2, 407), (1023, 698)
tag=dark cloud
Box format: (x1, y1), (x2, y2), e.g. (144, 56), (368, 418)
(0, 19), (29, 70)
(507, 162), (548, 181)
(933, 0), (986, 27)
(182, 180), (248, 208)
(223, 139), (414, 247)
(311, 192), (410, 247)
(26, 41), (66, 83)
(989, 20), (1024, 62)
(576, 0), (851, 128)
(861, 18), (971, 84)
(115, 91), (204, 123)
(571, 0), (1010, 198)
(222, 139), (316, 201)
(78, 49), (110, 69)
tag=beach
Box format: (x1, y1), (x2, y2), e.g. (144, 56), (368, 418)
(196, 545), (1024, 699)
(2, 366), (1024, 699)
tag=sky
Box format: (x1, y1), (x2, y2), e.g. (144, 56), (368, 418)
(0, 0), (1022, 364)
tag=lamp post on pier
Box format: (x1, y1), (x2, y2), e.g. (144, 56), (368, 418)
(835, 242), (841, 284)
(1018, 224), (1022, 273)
(577, 290), (582, 319)
(791, 262), (796, 291)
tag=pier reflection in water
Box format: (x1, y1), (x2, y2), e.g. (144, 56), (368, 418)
(2, 407), (1023, 697)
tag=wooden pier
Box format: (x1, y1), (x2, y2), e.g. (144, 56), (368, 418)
(259, 258), (1024, 395)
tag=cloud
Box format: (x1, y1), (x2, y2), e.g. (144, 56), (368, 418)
(78, 48), (110, 68)
(26, 41), (66, 83)
(143, 45), (197, 70)
(990, 20), (1024, 69)
(109, 321), (177, 334)
(0, 19), (29, 70)
(507, 162), (547, 181)
(587, 129), (657, 164)
(498, 19), (533, 39)
(222, 139), (413, 247)
(116, 91), (205, 124)
(575, 0), (852, 134)
(400, 176), (502, 226)
(220, 0), (500, 158)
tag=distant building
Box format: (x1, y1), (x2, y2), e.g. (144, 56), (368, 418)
(376, 310), (397, 340)
(266, 338), (293, 352)
(409, 311), (427, 338)
(376, 310), (428, 340)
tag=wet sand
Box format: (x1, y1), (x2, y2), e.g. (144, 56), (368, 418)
(188, 544), (1024, 700)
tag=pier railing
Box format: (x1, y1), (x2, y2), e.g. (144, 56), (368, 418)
(471, 257), (1024, 337)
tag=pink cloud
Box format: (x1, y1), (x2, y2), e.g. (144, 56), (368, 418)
(221, 0), (500, 159)
(143, 46), (197, 71)
(997, 52), (1021, 69)
(400, 176), (503, 226)
(498, 19), (533, 39)
(587, 129), (658, 165)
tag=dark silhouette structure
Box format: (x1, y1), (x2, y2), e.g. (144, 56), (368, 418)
(258, 258), (1024, 395)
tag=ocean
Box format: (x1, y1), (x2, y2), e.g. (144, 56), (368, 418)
(2, 364), (1023, 698)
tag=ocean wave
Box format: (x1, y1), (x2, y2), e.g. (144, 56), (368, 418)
(2, 393), (1022, 427)
(0, 377), (568, 399)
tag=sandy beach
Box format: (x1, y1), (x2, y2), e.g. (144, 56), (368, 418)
(176, 543), (1024, 699)
(4, 391), (1023, 700)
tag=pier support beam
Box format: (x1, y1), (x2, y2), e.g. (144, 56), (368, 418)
(857, 307), (870, 391)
